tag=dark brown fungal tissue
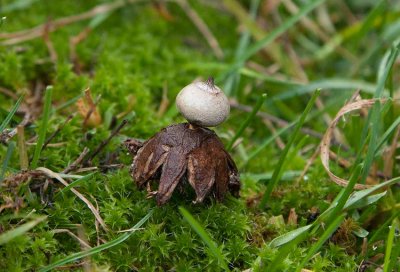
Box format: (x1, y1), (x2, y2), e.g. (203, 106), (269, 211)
(124, 123), (240, 205)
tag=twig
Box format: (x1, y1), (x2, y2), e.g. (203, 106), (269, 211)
(157, 82), (170, 117)
(42, 21), (58, 64)
(42, 114), (75, 151)
(0, 112), (31, 144)
(70, 28), (92, 74)
(230, 100), (352, 151)
(0, 0), (142, 45)
(296, 145), (320, 185)
(262, 119), (285, 150)
(230, 100), (323, 139)
(62, 147), (90, 174)
(175, 0), (224, 59)
(383, 126), (400, 178)
(17, 125), (29, 170)
(282, 0), (355, 62)
(83, 94), (101, 127)
(83, 119), (128, 165)
(0, 86), (19, 100)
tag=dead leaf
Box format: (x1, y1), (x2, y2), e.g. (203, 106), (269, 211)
(76, 88), (102, 127)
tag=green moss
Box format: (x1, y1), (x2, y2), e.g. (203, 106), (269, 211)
(1, 0), (399, 271)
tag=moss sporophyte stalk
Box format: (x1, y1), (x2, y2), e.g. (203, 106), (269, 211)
(124, 77), (240, 205)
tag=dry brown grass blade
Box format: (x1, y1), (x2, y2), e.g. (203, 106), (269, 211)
(17, 125), (29, 170)
(53, 228), (92, 249)
(320, 98), (384, 189)
(263, 119), (285, 150)
(157, 82), (170, 117)
(42, 114), (75, 151)
(175, 0), (224, 59)
(296, 145), (320, 185)
(383, 126), (400, 178)
(0, 0), (142, 45)
(43, 21), (58, 64)
(36, 167), (108, 231)
(287, 208), (298, 226)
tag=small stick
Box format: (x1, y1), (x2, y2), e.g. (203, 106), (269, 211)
(263, 119), (285, 150)
(42, 114), (75, 151)
(156, 82), (170, 117)
(70, 28), (92, 74)
(62, 147), (90, 174)
(383, 125), (400, 178)
(42, 21), (58, 64)
(17, 125), (29, 170)
(0, 112), (31, 144)
(295, 145), (320, 185)
(0, 86), (19, 100)
(83, 119), (128, 165)
(230, 100), (349, 151)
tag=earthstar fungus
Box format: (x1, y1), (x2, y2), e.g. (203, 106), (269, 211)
(124, 78), (240, 205)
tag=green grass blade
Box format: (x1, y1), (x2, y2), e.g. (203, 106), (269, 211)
(242, 170), (301, 182)
(0, 215), (47, 245)
(271, 78), (380, 101)
(325, 165), (362, 224)
(259, 89), (320, 207)
(237, 0), (326, 65)
(31, 86), (53, 169)
(241, 68), (381, 97)
(1, 0), (39, 13)
(360, 101), (381, 185)
(374, 114), (400, 153)
(267, 230), (309, 272)
(359, 44), (399, 183)
(55, 173), (95, 197)
(223, 0), (260, 96)
(179, 206), (229, 271)
(387, 235), (400, 272)
(296, 214), (345, 271)
(344, 191), (386, 210)
(344, 176), (400, 209)
(375, 44), (399, 98)
(383, 219), (396, 272)
(0, 141), (15, 182)
(347, 44), (399, 181)
(269, 224), (312, 248)
(219, 0), (326, 85)
(0, 95), (24, 133)
(242, 121), (295, 167)
(369, 210), (400, 244)
(54, 93), (84, 112)
(39, 210), (153, 272)
(226, 93), (267, 151)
